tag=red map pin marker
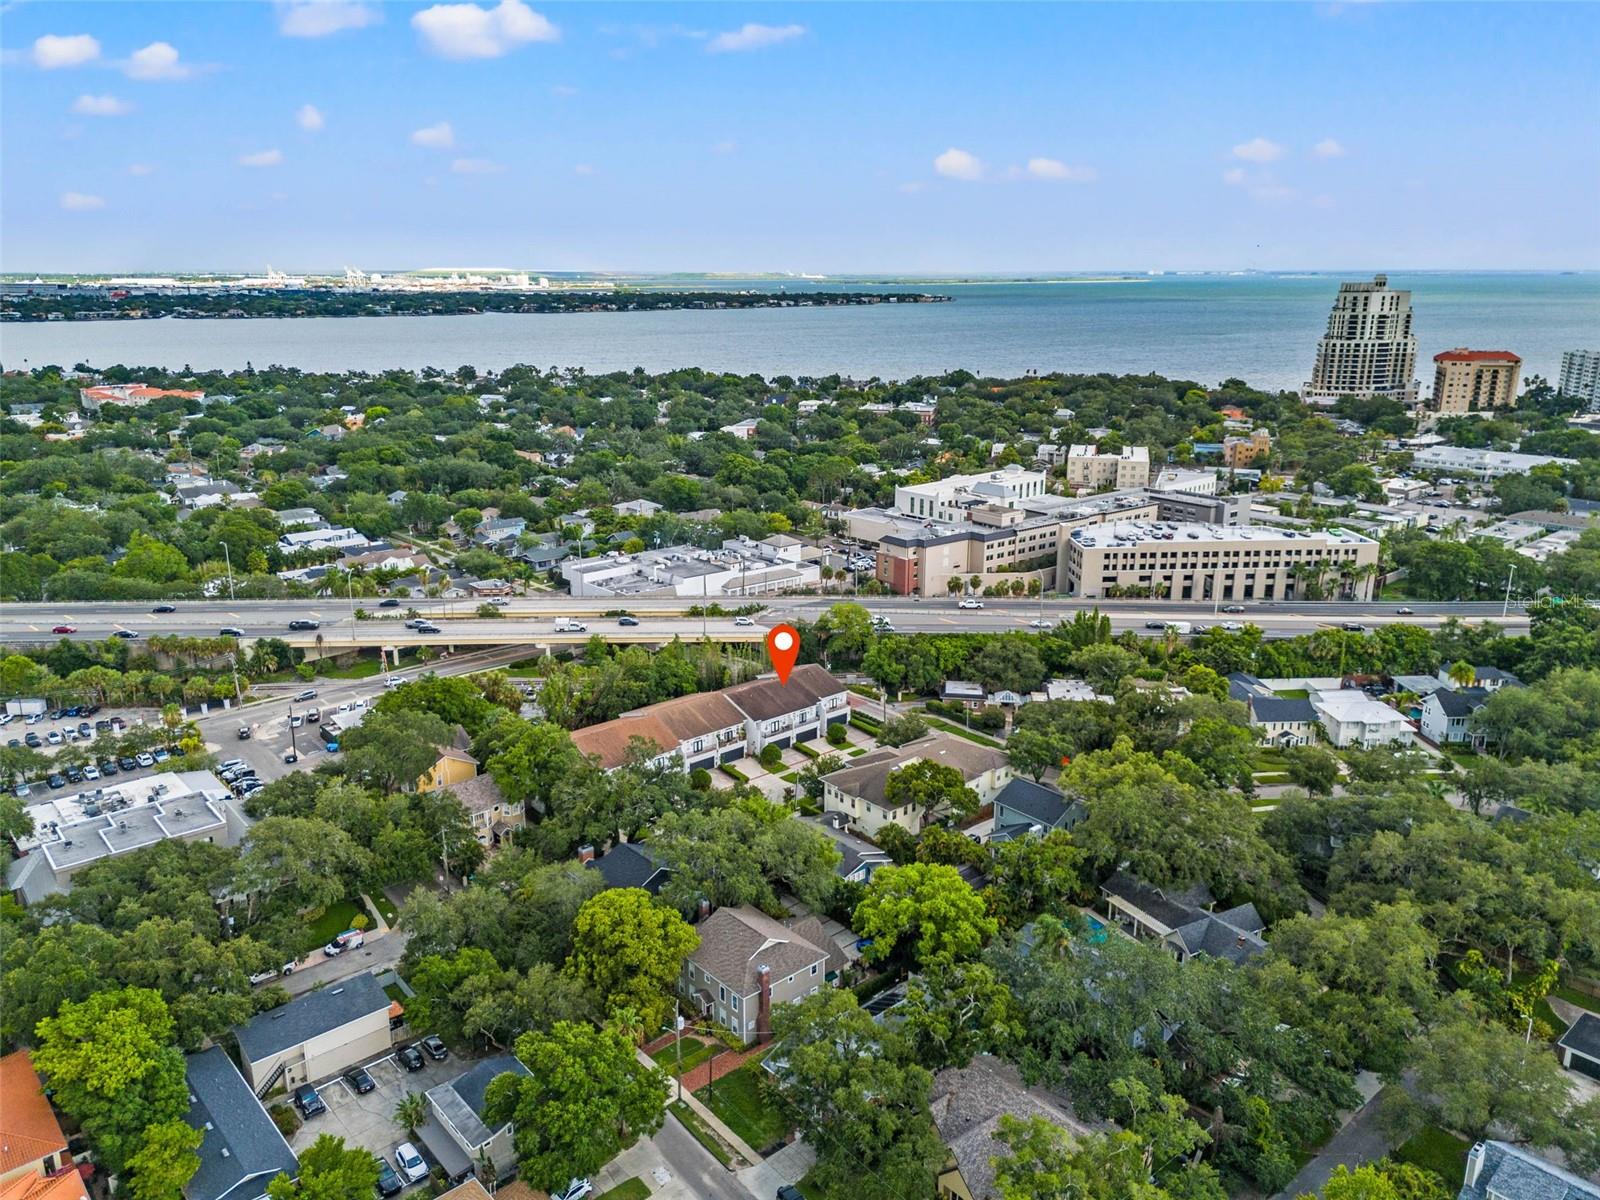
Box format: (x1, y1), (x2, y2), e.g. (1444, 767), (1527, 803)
(765, 624), (800, 685)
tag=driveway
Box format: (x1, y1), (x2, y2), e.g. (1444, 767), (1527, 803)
(287, 1044), (469, 1167)
(1274, 1073), (1390, 1200)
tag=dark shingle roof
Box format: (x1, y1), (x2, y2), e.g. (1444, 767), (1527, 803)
(1458, 1140), (1600, 1200)
(425, 1055), (530, 1150)
(1433, 687), (1489, 718)
(991, 778), (1077, 829)
(184, 1047), (298, 1200)
(722, 664), (845, 722)
(1250, 696), (1317, 724)
(588, 843), (669, 893)
(1101, 871), (1214, 929)
(1557, 1011), (1600, 1063)
(234, 972), (389, 1063)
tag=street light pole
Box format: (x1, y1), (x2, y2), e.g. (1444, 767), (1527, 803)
(220, 540), (236, 602)
(1502, 564), (1516, 619)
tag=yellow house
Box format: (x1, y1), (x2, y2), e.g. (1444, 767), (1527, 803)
(416, 726), (479, 793)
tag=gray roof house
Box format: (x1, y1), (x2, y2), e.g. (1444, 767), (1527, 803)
(233, 972), (392, 1094)
(418, 1055), (532, 1185)
(680, 906), (833, 1045)
(989, 778), (1085, 843)
(1100, 871), (1267, 966)
(1420, 686), (1491, 746)
(930, 1055), (1092, 1200)
(1556, 1011), (1600, 1081)
(1227, 673), (1318, 747)
(183, 1047), (298, 1200)
(584, 842), (671, 895)
(1456, 1140), (1600, 1200)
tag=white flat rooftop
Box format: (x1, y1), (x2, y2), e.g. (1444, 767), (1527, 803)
(1067, 521), (1375, 550)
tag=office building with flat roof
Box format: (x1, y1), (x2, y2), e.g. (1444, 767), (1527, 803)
(893, 465), (1051, 523)
(1058, 521), (1379, 602)
(1429, 349), (1521, 414)
(1410, 445), (1576, 480)
(1303, 274), (1418, 405)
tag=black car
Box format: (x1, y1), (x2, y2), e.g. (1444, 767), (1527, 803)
(118, 756), (138, 771)
(778, 1188), (806, 1200)
(64, 765), (83, 784)
(220, 627), (245, 637)
(343, 1066), (376, 1094)
(113, 630), (139, 639)
(99, 759), (118, 776)
(375, 1158), (404, 1198)
(151, 604), (176, 614)
(1341, 622), (1365, 633)
(396, 1045), (425, 1071)
(1144, 620), (1168, 630)
(617, 616), (640, 627)
(419, 1035), (448, 1062)
(81, 704), (100, 716)
(293, 1084), (326, 1117)
(379, 598), (401, 608)
(50, 710), (70, 721)
(47, 774), (65, 789)
(288, 619), (321, 631)
(24, 733), (41, 748)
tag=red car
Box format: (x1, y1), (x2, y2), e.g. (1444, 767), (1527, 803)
(51, 625), (76, 634)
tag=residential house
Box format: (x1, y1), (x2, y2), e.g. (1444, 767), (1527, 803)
(572, 691), (748, 772)
(0, 1051), (69, 1187)
(1100, 871), (1267, 965)
(1420, 687), (1492, 746)
(1556, 1011), (1600, 1082)
(0, 1172), (87, 1200)
(1227, 674), (1318, 747)
(79, 383), (205, 409)
(450, 773), (522, 847)
(815, 819), (894, 885)
(276, 527), (369, 554)
(1310, 690), (1410, 748)
(175, 480), (246, 510)
(417, 1056), (532, 1185)
(466, 578), (514, 597)
(930, 1055), (1092, 1200)
(233, 972), (393, 1094)
(988, 779), (1085, 842)
(679, 906), (833, 1045)
(310, 424), (346, 441)
(275, 507), (327, 530)
(181, 1047), (299, 1200)
(582, 842), (671, 894)
(1037, 679), (1111, 704)
(1434, 664), (1522, 693)
(719, 419), (760, 439)
(821, 733), (1010, 838)
(418, 729), (479, 794)
(1456, 1140), (1600, 1200)
(614, 499), (663, 517)
(940, 681), (987, 708)
(472, 517), (527, 549)
(721, 664), (849, 753)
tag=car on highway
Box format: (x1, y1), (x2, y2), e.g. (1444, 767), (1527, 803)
(617, 616), (639, 626)
(375, 1157), (404, 1198)
(413, 623), (442, 635)
(1395, 607), (1415, 615)
(419, 1035), (448, 1061)
(343, 1066), (376, 1094)
(296, 689), (317, 701)
(396, 1045), (425, 1072)
(1029, 618), (1051, 629)
(288, 619), (321, 631)
(958, 599), (983, 609)
(1220, 621), (1244, 632)
(1144, 620), (1168, 630)
(113, 629), (139, 639)
(51, 624), (76, 634)
(1341, 622), (1366, 633)
(220, 627), (245, 637)
(379, 598), (401, 608)
(733, 616), (756, 626)
(151, 604), (176, 614)
(1221, 604), (1245, 614)
(394, 1144), (428, 1185)
(293, 1084), (325, 1118)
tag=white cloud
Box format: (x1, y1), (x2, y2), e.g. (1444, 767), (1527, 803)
(412, 0), (557, 59)
(411, 121), (455, 149)
(573, 163), (595, 176)
(71, 94), (132, 117)
(60, 192), (105, 211)
(1026, 157), (1097, 183)
(934, 147), (984, 181)
(296, 103), (325, 131)
(451, 157), (504, 174)
(32, 33), (100, 69)
(1313, 137), (1348, 158)
(1221, 167), (1247, 186)
(1231, 136), (1285, 163)
(124, 42), (191, 81)
(277, 1), (381, 37)
(128, 163), (155, 176)
(706, 22), (805, 53)
(238, 148), (285, 167)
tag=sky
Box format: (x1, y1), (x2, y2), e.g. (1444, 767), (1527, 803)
(2, 1), (1598, 274)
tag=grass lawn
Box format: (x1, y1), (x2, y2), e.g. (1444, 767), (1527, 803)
(698, 1061), (791, 1152)
(847, 748), (867, 757)
(650, 1037), (718, 1077)
(1271, 688), (1310, 699)
(1555, 981), (1600, 1013)
(920, 716), (1003, 748)
(668, 1102), (733, 1167)
(595, 1180), (650, 1200)
(315, 655), (385, 680)
(383, 983), (407, 1004)
(370, 891), (400, 925)
(1255, 749), (1290, 770)
(1254, 772), (1290, 785)
(297, 899), (364, 954)
(1393, 1125), (1471, 1183)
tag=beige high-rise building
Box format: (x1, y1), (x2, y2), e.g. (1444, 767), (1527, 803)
(1303, 274), (1418, 405)
(1429, 349), (1521, 414)
(1065, 444), (1150, 490)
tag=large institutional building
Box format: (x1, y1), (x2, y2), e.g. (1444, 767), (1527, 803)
(1056, 521), (1380, 603)
(893, 465), (1051, 522)
(1303, 275), (1418, 405)
(1560, 350), (1600, 411)
(1428, 349), (1521, 414)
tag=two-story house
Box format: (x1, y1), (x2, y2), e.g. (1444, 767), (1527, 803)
(417, 1056), (531, 1185)
(0, 1051), (69, 1189)
(1100, 871), (1266, 966)
(1420, 686), (1491, 746)
(988, 778), (1085, 843)
(821, 733), (1010, 838)
(680, 906), (835, 1045)
(722, 665), (850, 753)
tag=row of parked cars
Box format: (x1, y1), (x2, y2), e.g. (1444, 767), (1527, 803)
(8, 744), (186, 798)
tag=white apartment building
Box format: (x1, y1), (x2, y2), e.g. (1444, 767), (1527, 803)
(276, 526), (370, 553)
(1058, 521), (1380, 603)
(1065, 445), (1151, 491)
(894, 465), (1051, 522)
(1409, 446), (1577, 480)
(1303, 274), (1418, 405)
(1560, 350), (1600, 411)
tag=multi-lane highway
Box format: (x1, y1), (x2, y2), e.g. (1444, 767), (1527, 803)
(0, 595), (1531, 648)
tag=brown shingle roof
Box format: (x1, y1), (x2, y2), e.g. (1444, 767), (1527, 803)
(821, 733), (1006, 807)
(646, 692), (746, 741)
(571, 712), (679, 769)
(0, 1051), (68, 1176)
(449, 773), (508, 816)
(689, 906), (829, 996)
(722, 664), (845, 722)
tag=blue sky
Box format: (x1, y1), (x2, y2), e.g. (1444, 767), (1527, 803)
(3, 1), (1597, 273)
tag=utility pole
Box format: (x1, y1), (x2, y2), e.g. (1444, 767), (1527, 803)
(220, 540), (236, 602)
(440, 826), (451, 886)
(1502, 563), (1517, 619)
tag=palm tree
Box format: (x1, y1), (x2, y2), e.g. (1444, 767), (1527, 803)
(394, 1092), (428, 1138)
(1448, 660), (1476, 689)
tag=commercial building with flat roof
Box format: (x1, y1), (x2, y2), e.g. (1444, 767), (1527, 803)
(1410, 445), (1576, 480)
(560, 537), (819, 598)
(1429, 349), (1521, 414)
(1303, 274), (1418, 405)
(894, 465), (1051, 522)
(1057, 521), (1379, 602)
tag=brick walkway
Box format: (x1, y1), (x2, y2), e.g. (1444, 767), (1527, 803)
(679, 1044), (763, 1094)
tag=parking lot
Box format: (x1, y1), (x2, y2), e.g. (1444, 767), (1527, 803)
(288, 1043), (473, 1178)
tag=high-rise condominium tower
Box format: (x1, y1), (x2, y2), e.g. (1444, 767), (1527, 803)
(1303, 274), (1418, 406)
(1559, 350), (1600, 411)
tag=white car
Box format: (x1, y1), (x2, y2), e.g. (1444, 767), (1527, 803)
(136, 752), (155, 768)
(1220, 621), (1244, 632)
(552, 1181), (592, 1200)
(958, 599), (983, 609)
(46, 730), (62, 745)
(82, 764), (100, 780)
(733, 616), (756, 627)
(394, 1144), (428, 1184)
(1029, 618), (1051, 629)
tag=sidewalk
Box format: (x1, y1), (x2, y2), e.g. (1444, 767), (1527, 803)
(635, 1047), (764, 1167)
